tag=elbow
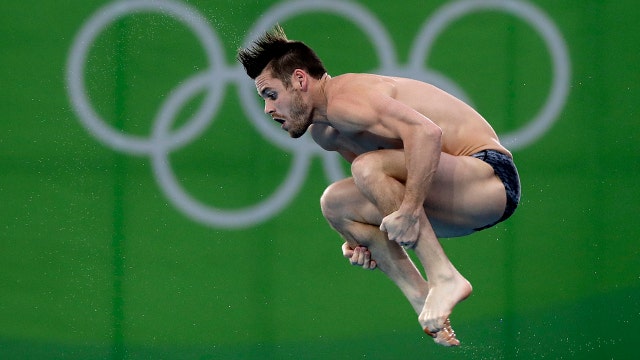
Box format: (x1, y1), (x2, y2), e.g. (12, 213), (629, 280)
(398, 120), (442, 146)
(421, 122), (442, 144)
(429, 123), (442, 139)
(412, 123), (442, 151)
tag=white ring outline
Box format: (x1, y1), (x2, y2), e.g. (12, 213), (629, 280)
(149, 65), (312, 227)
(66, 0), (226, 155)
(409, 0), (570, 150)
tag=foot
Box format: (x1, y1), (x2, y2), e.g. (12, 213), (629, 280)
(419, 273), (472, 334)
(427, 318), (460, 346)
(409, 282), (460, 346)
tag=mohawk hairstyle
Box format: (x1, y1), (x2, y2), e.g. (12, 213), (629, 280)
(237, 25), (326, 86)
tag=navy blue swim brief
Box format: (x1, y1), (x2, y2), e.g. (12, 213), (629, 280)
(471, 150), (521, 231)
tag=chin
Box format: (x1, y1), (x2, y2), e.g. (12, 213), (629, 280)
(290, 124), (312, 138)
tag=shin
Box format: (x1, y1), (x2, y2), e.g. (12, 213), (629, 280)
(320, 179), (428, 313)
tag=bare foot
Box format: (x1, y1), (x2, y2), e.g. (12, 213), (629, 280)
(419, 273), (472, 334)
(427, 318), (460, 346)
(409, 283), (461, 346)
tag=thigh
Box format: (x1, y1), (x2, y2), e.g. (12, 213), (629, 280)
(427, 152), (506, 236)
(354, 149), (506, 236)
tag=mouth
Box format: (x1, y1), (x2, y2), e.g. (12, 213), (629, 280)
(272, 117), (286, 129)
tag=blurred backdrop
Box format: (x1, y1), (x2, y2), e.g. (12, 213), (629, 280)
(1, 0), (638, 359)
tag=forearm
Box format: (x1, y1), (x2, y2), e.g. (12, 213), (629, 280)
(399, 124), (442, 214)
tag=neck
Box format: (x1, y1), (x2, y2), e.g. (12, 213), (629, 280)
(311, 73), (331, 121)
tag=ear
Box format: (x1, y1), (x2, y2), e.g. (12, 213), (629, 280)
(292, 69), (308, 91)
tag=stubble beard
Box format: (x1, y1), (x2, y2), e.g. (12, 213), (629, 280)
(288, 91), (312, 138)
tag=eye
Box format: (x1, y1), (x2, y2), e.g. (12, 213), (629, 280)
(265, 90), (277, 100)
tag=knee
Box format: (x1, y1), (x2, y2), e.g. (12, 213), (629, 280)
(350, 152), (382, 186)
(320, 180), (352, 227)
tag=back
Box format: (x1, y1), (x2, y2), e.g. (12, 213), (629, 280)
(331, 74), (510, 157)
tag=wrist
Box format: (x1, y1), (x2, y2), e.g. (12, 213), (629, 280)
(398, 202), (422, 216)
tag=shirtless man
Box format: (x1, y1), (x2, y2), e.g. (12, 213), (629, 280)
(237, 26), (520, 346)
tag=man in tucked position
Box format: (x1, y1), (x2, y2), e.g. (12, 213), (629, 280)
(237, 26), (520, 346)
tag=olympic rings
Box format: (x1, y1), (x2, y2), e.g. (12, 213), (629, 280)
(65, 0), (570, 228)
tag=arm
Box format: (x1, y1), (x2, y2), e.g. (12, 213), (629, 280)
(377, 96), (442, 246)
(329, 84), (442, 246)
(377, 95), (442, 215)
(309, 123), (358, 163)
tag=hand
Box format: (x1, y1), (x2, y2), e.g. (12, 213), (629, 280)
(379, 210), (420, 248)
(342, 243), (377, 270)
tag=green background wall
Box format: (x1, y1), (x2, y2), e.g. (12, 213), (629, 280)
(1, 0), (638, 359)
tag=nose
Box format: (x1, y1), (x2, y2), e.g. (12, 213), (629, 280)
(264, 101), (275, 115)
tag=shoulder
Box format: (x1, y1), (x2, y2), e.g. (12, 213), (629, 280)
(324, 74), (396, 128)
(328, 73), (394, 95)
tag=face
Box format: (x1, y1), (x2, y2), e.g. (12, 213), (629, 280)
(255, 70), (312, 138)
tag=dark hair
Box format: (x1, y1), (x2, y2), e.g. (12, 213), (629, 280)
(237, 25), (326, 86)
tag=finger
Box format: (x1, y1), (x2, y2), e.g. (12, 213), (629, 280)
(355, 247), (366, 265)
(342, 242), (354, 258)
(398, 239), (415, 248)
(350, 246), (363, 265)
(384, 229), (398, 242)
(364, 251), (378, 270)
(362, 250), (371, 269)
